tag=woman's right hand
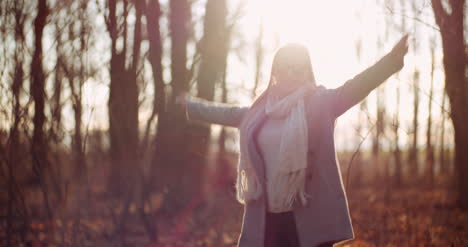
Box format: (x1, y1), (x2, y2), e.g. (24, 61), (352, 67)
(175, 92), (188, 109)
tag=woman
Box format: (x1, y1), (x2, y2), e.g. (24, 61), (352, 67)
(177, 35), (409, 247)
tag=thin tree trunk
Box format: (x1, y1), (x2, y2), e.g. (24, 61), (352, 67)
(439, 89), (447, 174)
(51, 29), (63, 143)
(30, 0), (59, 235)
(252, 22), (264, 98)
(426, 40), (435, 187)
(142, 0), (165, 152)
(140, 0), (165, 240)
(394, 82), (403, 187)
(373, 36), (385, 184)
(393, 0), (406, 188)
(216, 24), (231, 187)
(353, 37), (363, 187)
(409, 68), (420, 179)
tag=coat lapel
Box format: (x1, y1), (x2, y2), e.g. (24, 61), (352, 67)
(246, 107), (268, 185)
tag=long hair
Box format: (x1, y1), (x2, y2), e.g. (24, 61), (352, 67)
(240, 43), (316, 129)
(235, 43), (317, 204)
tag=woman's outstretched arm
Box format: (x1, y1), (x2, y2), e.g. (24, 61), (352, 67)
(177, 93), (249, 128)
(329, 35), (409, 117)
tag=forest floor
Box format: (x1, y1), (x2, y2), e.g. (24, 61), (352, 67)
(167, 187), (468, 247)
(150, 185), (468, 247)
(19, 182), (468, 247)
(5, 158), (468, 247)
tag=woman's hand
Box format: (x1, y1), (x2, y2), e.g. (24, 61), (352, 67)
(389, 34), (409, 71)
(175, 92), (188, 110)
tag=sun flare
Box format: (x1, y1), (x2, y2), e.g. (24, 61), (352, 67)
(242, 0), (379, 91)
(239, 0), (425, 150)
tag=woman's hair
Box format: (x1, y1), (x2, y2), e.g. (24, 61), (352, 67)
(269, 43), (316, 88)
(240, 43), (316, 129)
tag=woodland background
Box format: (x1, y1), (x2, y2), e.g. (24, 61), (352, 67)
(0, 0), (467, 246)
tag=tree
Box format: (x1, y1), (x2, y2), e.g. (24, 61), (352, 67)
(426, 36), (436, 187)
(142, 0), (165, 151)
(408, 68), (420, 176)
(372, 35), (386, 184)
(408, 2), (420, 179)
(393, 80), (403, 186)
(217, 5), (242, 190)
(431, 0), (468, 208)
(151, 0), (194, 214)
(354, 37), (365, 187)
(439, 88), (448, 174)
(392, 0), (406, 187)
(30, 0), (69, 223)
(4, 0), (28, 243)
(252, 22), (265, 98)
(139, 0), (165, 242)
(105, 0), (142, 196)
(56, 0), (94, 180)
(193, 0), (229, 172)
(30, 0), (49, 189)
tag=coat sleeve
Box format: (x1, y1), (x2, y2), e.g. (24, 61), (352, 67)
(185, 96), (249, 128)
(327, 52), (402, 117)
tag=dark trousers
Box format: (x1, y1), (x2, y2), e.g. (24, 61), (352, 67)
(264, 211), (300, 247)
(264, 211), (335, 247)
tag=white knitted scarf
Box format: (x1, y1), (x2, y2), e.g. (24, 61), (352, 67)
(236, 83), (312, 211)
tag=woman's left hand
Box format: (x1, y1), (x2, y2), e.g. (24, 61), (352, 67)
(389, 34), (409, 71)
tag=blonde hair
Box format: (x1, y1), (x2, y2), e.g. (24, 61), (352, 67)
(240, 43), (316, 130)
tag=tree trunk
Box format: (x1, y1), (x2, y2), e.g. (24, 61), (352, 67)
(140, 0), (165, 242)
(30, 0), (48, 182)
(426, 40), (435, 187)
(252, 23), (264, 98)
(151, 0), (193, 215)
(216, 20), (232, 189)
(394, 82), (403, 187)
(192, 0), (229, 181)
(142, 0), (165, 151)
(31, 0), (60, 207)
(106, 0), (141, 197)
(392, 0), (406, 188)
(439, 89), (447, 175)
(51, 33), (63, 143)
(353, 37), (364, 187)
(373, 36), (385, 184)
(408, 68), (420, 179)
(7, 6), (25, 240)
(431, 0), (468, 208)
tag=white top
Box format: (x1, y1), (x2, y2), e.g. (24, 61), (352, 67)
(255, 116), (289, 212)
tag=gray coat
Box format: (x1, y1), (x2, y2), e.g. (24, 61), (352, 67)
(185, 53), (400, 247)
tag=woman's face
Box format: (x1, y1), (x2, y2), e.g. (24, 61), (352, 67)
(271, 45), (314, 96)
